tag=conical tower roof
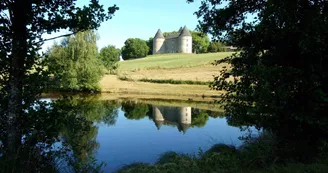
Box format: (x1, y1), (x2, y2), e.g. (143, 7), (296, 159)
(179, 26), (191, 37)
(154, 29), (164, 39)
(178, 123), (190, 134)
(154, 120), (164, 130)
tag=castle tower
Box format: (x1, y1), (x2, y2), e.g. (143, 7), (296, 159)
(177, 107), (191, 134)
(153, 29), (165, 54)
(178, 26), (192, 53)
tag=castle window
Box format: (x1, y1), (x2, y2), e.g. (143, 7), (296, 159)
(187, 44), (188, 47)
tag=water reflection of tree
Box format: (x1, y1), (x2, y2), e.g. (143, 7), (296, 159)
(0, 96), (118, 172)
(53, 96), (118, 172)
(191, 109), (209, 127)
(121, 101), (150, 120)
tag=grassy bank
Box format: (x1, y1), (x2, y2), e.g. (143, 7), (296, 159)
(99, 75), (222, 97)
(117, 133), (328, 173)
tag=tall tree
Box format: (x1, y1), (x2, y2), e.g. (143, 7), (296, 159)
(146, 37), (153, 55)
(47, 31), (104, 92)
(0, 0), (118, 159)
(99, 45), (121, 72)
(191, 31), (210, 53)
(121, 38), (149, 60)
(188, 0), (328, 160)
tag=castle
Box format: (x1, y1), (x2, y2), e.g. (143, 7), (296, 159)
(153, 26), (192, 54)
(152, 105), (192, 134)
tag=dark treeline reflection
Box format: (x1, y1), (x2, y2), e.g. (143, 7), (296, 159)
(0, 95), (119, 173)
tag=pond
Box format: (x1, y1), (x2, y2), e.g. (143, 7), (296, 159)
(49, 96), (259, 172)
(1, 96), (259, 172)
(96, 104), (250, 172)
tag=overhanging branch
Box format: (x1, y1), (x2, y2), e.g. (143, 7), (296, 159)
(36, 30), (84, 44)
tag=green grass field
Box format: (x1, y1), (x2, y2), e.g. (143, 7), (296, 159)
(100, 52), (233, 97)
(118, 52), (233, 71)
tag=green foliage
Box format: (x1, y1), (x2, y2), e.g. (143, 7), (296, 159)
(191, 31), (210, 53)
(99, 45), (121, 73)
(146, 37), (153, 55)
(121, 102), (150, 120)
(163, 31), (179, 37)
(156, 151), (182, 164)
(208, 42), (226, 52)
(121, 38), (149, 60)
(47, 31), (104, 92)
(190, 0), (328, 161)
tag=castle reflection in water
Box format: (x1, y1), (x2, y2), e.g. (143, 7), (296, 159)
(152, 106), (192, 134)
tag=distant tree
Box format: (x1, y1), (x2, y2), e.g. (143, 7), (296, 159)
(99, 45), (120, 72)
(146, 37), (153, 55)
(163, 31), (179, 37)
(121, 38), (149, 60)
(208, 42), (226, 53)
(191, 31), (210, 54)
(47, 31), (103, 92)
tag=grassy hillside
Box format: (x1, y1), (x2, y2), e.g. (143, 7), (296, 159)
(117, 52), (233, 82)
(118, 52), (233, 71)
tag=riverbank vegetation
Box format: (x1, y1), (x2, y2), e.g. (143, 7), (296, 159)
(118, 133), (328, 173)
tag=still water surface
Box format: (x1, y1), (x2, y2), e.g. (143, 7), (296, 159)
(81, 99), (257, 172)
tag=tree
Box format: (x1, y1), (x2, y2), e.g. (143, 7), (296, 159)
(99, 45), (121, 72)
(47, 30), (104, 92)
(208, 42), (226, 53)
(146, 37), (153, 55)
(121, 38), (149, 60)
(0, 0), (118, 160)
(189, 0), (328, 160)
(191, 31), (210, 53)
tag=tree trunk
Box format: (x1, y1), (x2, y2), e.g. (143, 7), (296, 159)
(6, 0), (29, 157)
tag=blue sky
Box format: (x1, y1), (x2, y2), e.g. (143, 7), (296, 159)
(42, 0), (203, 51)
